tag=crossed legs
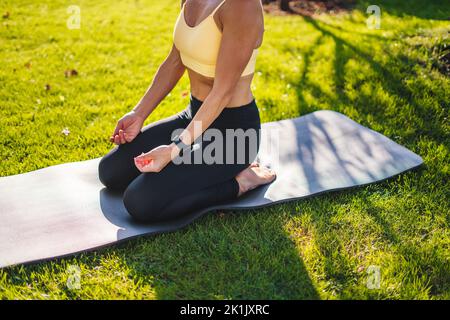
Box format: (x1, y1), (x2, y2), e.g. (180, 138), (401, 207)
(98, 111), (253, 223)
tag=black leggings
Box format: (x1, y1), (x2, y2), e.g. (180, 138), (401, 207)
(98, 94), (261, 223)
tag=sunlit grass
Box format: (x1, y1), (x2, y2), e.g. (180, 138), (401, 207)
(0, 0), (448, 299)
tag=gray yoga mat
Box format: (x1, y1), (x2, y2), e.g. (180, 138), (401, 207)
(0, 110), (423, 268)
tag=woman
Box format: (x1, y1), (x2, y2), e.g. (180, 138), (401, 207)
(98, 0), (276, 223)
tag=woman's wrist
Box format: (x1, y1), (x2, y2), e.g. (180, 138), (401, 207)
(132, 103), (151, 120)
(169, 142), (181, 159)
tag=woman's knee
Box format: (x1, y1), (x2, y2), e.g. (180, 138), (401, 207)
(98, 154), (127, 190)
(123, 181), (166, 223)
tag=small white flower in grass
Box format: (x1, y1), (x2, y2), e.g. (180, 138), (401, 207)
(36, 99), (41, 104)
(257, 71), (262, 76)
(61, 127), (70, 136)
(59, 95), (65, 102)
(286, 83), (291, 89)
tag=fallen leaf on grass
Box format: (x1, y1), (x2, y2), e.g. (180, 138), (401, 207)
(61, 127), (70, 136)
(64, 69), (78, 78)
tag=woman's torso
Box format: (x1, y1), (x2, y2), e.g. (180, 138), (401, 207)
(174, 0), (264, 108)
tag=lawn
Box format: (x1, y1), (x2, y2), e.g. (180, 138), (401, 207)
(0, 0), (448, 299)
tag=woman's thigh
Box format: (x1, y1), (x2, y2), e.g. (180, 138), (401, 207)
(98, 111), (188, 190)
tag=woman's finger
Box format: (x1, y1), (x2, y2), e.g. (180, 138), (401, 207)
(114, 135), (120, 145)
(112, 120), (122, 138)
(134, 153), (152, 165)
(134, 158), (153, 172)
(139, 161), (156, 172)
(118, 130), (125, 144)
(135, 157), (152, 166)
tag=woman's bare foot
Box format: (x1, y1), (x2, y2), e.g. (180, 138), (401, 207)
(235, 163), (276, 197)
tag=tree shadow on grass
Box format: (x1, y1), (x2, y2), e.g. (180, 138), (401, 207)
(290, 12), (448, 298)
(94, 187), (320, 298)
(298, 184), (449, 298)
(360, 191), (450, 297)
(357, 0), (450, 21)
(118, 209), (320, 299)
(297, 16), (447, 148)
(98, 188), (319, 299)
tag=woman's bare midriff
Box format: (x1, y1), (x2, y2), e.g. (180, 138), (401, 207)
(187, 68), (255, 108)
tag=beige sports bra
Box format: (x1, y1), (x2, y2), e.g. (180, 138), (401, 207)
(173, 0), (259, 78)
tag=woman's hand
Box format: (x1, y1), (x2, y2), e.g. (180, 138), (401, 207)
(134, 143), (180, 173)
(110, 111), (146, 144)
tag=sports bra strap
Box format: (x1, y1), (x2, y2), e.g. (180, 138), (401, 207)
(210, 0), (227, 16)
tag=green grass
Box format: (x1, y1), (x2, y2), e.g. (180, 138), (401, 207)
(0, 0), (449, 299)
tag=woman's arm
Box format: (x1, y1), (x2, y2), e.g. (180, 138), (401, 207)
(174, 0), (263, 148)
(132, 43), (186, 119)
